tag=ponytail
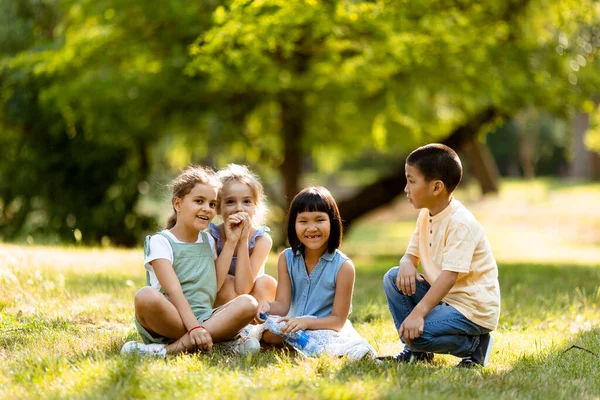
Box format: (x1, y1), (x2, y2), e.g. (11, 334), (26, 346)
(166, 211), (177, 229)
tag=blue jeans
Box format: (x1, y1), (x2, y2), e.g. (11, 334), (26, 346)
(383, 267), (490, 357)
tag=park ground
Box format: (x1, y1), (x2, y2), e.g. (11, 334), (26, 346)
(1, 179), (599, 399)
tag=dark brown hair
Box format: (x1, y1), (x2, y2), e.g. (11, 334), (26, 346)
(166, 165), (221, 229)
(285, 186), (343, 254)
(406, 143), (463, 193)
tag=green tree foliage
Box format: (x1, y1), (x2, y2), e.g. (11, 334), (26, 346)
(0, 0), (222, 245)
(1, 0), (600, 244)
(187, 0), (600, 200)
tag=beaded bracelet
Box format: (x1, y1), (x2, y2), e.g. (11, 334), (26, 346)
(188, 325), (206, 335)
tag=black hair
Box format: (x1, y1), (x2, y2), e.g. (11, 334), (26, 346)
(285, 186), (343, 254)
(406, 143), (463, 193)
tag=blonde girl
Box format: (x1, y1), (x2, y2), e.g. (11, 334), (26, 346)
(209, 164), (277, 307)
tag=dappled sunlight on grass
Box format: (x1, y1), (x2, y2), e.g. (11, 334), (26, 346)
(1, 178), (600, 399)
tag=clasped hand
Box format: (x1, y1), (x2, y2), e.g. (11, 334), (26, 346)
(224, 212), (251, 243)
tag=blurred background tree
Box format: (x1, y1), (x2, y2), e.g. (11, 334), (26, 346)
(1, 0), (599, 246)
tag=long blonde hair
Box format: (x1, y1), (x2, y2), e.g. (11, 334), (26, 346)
(166, 165), (221, 229)
(216, 164), (268, 226)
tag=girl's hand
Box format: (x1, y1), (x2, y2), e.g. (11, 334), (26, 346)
(225, 214), (246, 244)
(256, 301), (271, 320)
(279, 317), (309, 335)
(189, 326), (213, 351)
(239, 212), (251, 240)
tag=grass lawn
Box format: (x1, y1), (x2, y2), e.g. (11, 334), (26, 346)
(1, 180), (599, 399)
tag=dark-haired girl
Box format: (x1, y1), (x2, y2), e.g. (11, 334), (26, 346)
(255, 186), (375, 359)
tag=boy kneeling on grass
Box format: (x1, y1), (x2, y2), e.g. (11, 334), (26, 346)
(379, 144), (500, 367)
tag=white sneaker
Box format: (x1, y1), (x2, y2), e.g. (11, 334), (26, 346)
(121, 341), (167, 357)
(240, 323), (266, 341)
(222, 336), (261, 355)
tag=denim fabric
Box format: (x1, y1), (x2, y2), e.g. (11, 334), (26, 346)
(383, 267), (490, 357)
(285, 248), (350, 318)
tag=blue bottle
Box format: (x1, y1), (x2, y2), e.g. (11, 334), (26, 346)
(260, 313), (318, 356)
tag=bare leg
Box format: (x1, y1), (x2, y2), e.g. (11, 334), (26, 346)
(249, 275), (277, 304)
(135, 287), (186, 339)
(165, 294), (258, 354)
(213, 275), (238, 307)
(262, 330), (284, 345)
(203, 294), (258, 341)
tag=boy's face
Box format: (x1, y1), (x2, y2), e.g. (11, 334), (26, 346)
(404, 163), (436, 209)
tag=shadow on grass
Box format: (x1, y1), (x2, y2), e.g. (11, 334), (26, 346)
(327, 327), (600, 399)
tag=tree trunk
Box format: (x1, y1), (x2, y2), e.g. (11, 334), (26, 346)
(570, 111), (592, 180)
(337, 107), (503, 231)
(462, 139), (499, 194)
(278, 92), (304, 205)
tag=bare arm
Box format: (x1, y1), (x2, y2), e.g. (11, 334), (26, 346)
(151, 258), (199, 331)
(256, 252), (291, 318)
(413, 270), (457, 317)
(234, 232), (272, 294)
(397, 253), (424, 295)
(214, 215), (245, 291)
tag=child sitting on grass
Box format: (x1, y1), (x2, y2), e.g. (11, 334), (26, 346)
(121, 166), (259, 357)
(379, 144), (500, 367)
(209, 164), (276, 307)
(256, 186), (376, 360)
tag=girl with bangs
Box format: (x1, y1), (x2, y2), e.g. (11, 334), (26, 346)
(255, 186), (376, 359)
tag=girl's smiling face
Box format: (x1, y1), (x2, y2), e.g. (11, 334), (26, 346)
(219, 181), (257, 222)
(295, 211), (331, 253)
(175, 183), (218, 231)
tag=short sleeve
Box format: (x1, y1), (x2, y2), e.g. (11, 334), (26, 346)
(249, 226), (271, 250)
(405, 210), (425, 259)
(441, 222), (475, 273)
(144, 234), (174, 272)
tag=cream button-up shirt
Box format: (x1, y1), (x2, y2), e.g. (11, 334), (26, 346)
(406, 198), (501, 330)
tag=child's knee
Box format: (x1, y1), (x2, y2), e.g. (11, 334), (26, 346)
(235, 294), (258, 316)
(254, 275), (277, 294)
(134, 287), (162, 313)
(383, 267), (400, 291)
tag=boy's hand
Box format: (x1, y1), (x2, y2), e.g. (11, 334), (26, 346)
(396, 263), (424, 295)
(398, 313), (424, 346)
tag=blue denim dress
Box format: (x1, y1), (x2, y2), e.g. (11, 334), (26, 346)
(284, 248), (350, 318)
